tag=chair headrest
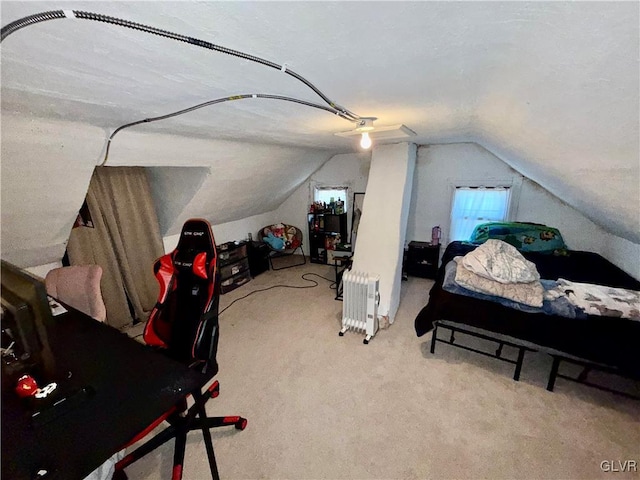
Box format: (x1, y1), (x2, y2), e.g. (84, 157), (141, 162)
(175, 218), (217, 257)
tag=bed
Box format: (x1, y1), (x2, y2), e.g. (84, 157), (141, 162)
(414, 223), (640, 396)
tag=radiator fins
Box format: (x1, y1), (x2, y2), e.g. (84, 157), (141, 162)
(340, 271), (379, 344)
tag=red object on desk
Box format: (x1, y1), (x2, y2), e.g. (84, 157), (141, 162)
(15, 375), (39, 398)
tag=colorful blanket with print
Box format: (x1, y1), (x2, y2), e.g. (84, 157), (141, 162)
(549, 279), (640, 321)
(469, 222), (567, 254)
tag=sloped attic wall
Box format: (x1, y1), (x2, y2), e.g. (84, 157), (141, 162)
(0, 113), (333, 267)
(106, 126), (333, 235)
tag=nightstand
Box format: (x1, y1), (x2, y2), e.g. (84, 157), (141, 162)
(247, 241), (270, 277)
(406, 241), (441, 279)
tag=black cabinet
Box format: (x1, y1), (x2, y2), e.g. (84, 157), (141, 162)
(406, 241), (441, 279)
(218, 241), (251, 294)
(308, 213), (348, 264)
(247, 241), (270, 277)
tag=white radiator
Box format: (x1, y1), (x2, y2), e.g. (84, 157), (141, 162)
(340, 271), (380, 344)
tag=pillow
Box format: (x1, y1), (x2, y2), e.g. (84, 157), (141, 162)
(470, 222), (567, 253)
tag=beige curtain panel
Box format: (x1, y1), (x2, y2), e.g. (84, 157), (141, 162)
(67, 167), (164, 329)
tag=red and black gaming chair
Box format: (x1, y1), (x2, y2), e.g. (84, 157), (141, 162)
(114, 218), (246, 480)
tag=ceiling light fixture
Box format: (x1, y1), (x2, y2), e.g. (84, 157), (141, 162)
(336, 119), (416, 150)
(360, 132), (372, 149)
(355, 117), (376, 150)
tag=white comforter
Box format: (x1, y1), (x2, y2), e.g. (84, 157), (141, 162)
(454, 257), (544, 307)
(461, 239), (540, 284)
(454, 240), (544, 307)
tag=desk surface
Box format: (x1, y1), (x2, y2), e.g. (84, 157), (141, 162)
(2, 305), (206, 480)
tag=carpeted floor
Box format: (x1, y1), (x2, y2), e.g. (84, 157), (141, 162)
(124, 260), (640, 480)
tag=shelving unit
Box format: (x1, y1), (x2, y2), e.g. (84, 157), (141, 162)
(308, 212), (348, 264)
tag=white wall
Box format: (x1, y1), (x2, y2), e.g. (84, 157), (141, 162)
(407, 143), (609, 252)
(147, 166), (209, 235)
(274, 152), (372, 254)
(601, 234), (640, 280)
(1, 114), (103, 267)
(162, 210), (278, 253)
(407, 142), (640, 279)
(515, 179), (607, 253)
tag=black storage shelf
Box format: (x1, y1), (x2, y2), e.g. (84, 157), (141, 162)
(405, 241), (441, 279)
(308, 212), (348, 264)
(247, 241), (270, 277)
(217, 241), (250, 294)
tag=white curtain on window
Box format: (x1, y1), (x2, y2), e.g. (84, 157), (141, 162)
(450, 187), (510, 241)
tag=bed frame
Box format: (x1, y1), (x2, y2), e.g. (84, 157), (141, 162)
(416, 241), (640, 399)
(430, 320), (532, 381)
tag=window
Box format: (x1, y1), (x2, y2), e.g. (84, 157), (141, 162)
(449, 187), (510, 241)
(314, 186), (348, 213)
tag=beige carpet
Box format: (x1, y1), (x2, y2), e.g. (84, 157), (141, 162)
(124, 260), (640, 480)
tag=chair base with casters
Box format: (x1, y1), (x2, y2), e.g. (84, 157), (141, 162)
(114, 218), (246, 480)
(114, 380), (246, 480)
(259, 223), (307, 271)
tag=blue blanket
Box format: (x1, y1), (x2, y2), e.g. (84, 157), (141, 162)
(263, 232), (285, 250)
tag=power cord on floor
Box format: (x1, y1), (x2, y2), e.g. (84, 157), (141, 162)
(129, 272), (338, 340)
(219, 272), (335, 316)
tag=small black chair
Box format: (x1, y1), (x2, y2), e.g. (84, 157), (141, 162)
(259, 223), (306, 270)
(115, 218), (246, 480)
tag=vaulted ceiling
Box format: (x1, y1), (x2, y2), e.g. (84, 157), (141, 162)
(1, 1), (638, 265)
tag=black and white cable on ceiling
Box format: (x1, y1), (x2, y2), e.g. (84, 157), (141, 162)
(1, 9), (372, 164)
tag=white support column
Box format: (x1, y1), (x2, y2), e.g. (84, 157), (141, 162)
(351, 143), (417, 323)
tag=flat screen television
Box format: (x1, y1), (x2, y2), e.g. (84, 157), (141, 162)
(324, 214), (343, 235)
(1, 260), (55, 389)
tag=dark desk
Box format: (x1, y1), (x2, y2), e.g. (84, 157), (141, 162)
(2, 305), (206, 480)
(333, 255), (353, 301)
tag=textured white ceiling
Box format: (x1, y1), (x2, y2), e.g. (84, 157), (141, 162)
(1, 1), (638, 255)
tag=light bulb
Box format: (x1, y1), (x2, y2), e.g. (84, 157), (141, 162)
(360, 132), (372, 149)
